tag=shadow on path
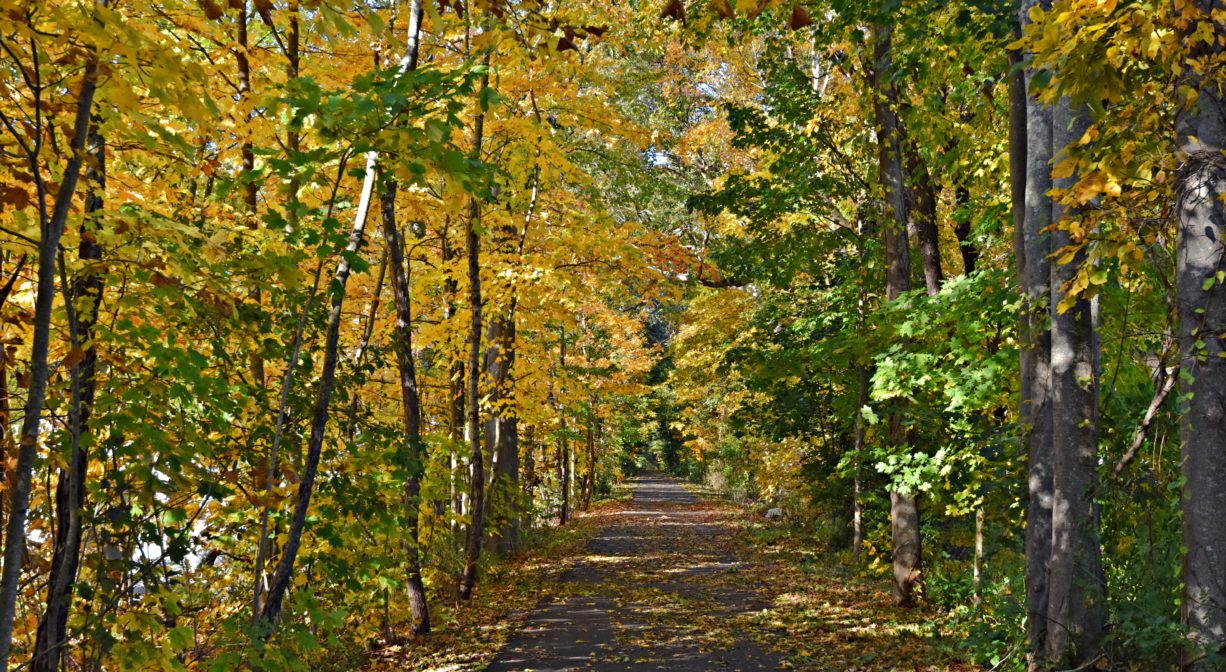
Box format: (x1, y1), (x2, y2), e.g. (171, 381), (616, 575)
(484, 473), (784, 672)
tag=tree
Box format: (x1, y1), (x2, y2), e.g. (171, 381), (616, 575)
(0, 4), (107, 665)
(1044, 98), (1106, 667)
(1174, 2), (1226, 667)
(380, 0), (432, 634)
(1018, 1), (1057, 664)
(31, 118), (105, 672)
(870, 15), (922, 609)
(459, 57), (492, 601)
(258, 148), (379, 629)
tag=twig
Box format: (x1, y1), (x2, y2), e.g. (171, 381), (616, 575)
(987, 645), (1016, 672)
(1113, 363), (1179, 478)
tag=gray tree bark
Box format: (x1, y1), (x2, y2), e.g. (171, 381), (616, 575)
(1044, 99), (1106, 667)
(0, 11), (106, 666)
(1176, 3), (1226, 667)
(441, 220), (466, 533)
(31, 119), (105, 672)
(483, 307), (519, 553)
(557, 329), (570, 526)
(1018, 3), (1056, 665)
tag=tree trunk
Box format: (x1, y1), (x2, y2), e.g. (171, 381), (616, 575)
(1044, 100), (1106, 667)
(483, 304), (519, 553)
(1176, 4), (1226, 666)
(32, 120), (105, 672)
(442, 221), (465, 534)
(871, 18), (921, 609)
(258, 151), (378, 629)
(374, 0), (430, 635)
(582, 413), (595, 510)
(852, 363), (868, 564)
(903, 138), (943, 295)
(523, 425), (536, 502)
(973, 507), (984, 608)
(458, 61), (491, 600)
(346, 250), (387, 441)
(1017, 3), (1054, 665)
(0, 15), (105, 667)
(238, 4), (266, 389)
(284, 1), (302, 231)
(381, 174), (431, 634)
(954, 185), (978, 276)
(851, 218), (872, 565)
(557, 329), (569, 526)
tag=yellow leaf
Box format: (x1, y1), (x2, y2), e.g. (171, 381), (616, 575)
(1052, 158), (1077, 180)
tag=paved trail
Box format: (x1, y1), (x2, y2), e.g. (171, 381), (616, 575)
(485, 474), (784, 672)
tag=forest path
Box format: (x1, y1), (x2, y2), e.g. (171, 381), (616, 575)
(484, 473), (786, 672)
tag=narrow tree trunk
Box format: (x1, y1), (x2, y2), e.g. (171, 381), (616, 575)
(557, 435), (567, 525)
(852, 363), (868, 564)
(954, 186), (978, 275)
(238, 5), (266, 389)
(1017, 4), (1055, 665)
(258, 151), (378, 629)
(871, 18), (921, 609)
(377, 0), (430, 635)
(0, 14), (105, 666)
(568, 439), (576, 511)
(483, 303), (519, 553)
(32, 120), (105, 672)
(582, 412), (595, 510)
(903, 138), (943, 295)
(285, 1), (302, 231)
(458, 62), (492, 600)
(1044, 100), (1106, 667)
(0, 359), (8, 547)
(523, 425), (536, 501)
(381, 176), (431, 634)
(345, 244), (387, 442)
(441, 222), (465, 534)
(557, 329), (569, 526)
(1175, 4), (1226, 666)
(851, 218), (871, 565)
(973, 507), (984, 608)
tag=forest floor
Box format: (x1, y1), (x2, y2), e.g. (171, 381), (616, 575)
(369, 474), (981, 672)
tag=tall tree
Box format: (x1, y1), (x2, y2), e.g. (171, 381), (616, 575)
(556, 327), (570, 526)
(870, 16), (921, 608)
(0, 6), (106, 665)
(258, 150), (378, 629)
(237, 3), (266, 389)
(1175, 1), (1226, 667)
(483, 160), (538, 554)
(380, 0), (431, 634)
(903, 137), (943, 296)
(1018, 1), (1056, 665)
(31, 119), (105, 672)
(458, 58), (492, 600)
(1044, 98), (1106, 667)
